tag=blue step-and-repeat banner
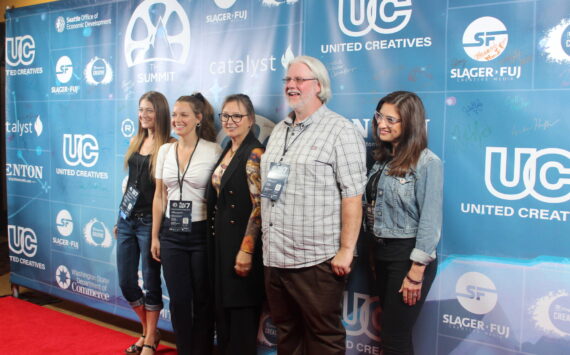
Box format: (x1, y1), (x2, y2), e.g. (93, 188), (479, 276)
(6, 0), (570, 353)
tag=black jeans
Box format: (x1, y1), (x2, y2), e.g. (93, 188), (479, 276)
(160, 219), (213, 355)
(374, 257), (437, 355)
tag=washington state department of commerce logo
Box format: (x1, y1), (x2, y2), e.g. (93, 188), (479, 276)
(456, 272), (498, 315)
(55, 16), (66, 33)
(55, 264), (71, 289)
(84, 57), (113, 86)
(338, 0), (412, 37)
(83, 218), (112, 248)
(124, 0), (191, 67)
(463, 16), (508, 62)
(56, 209), (74, 237)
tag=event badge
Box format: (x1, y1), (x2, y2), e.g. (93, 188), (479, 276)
(261, 163), (290, 201)
(119, 186), (140, 219)
(169, 200), (192, 232)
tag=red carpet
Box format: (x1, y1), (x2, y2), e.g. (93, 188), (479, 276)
(0, 296), (176, 354)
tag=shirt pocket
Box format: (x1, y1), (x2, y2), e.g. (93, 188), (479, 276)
(384, 174), (417, 230)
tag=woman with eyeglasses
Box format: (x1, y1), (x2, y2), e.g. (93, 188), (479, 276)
(365, 91), (443, 355)
(206, 94), (264, 355)
(151, 93), (221, 355)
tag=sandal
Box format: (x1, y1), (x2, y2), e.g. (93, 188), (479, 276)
(125, 334), (145, 354)
(141, 344), (156, 355)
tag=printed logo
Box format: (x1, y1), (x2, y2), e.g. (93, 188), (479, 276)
(121, 118), (136, 138)
(55, 265), (71, 289)
(83, 218), (112, 248)
(214, 0), (237, 9)
(56, 56), (73, 84)
(456, 272), (498, 315)
(56, 209), (74, 237)
(84, 57), (113, 86)
(124, 0), (191, 67)
(530, 290), (570, 337)
(540, 18), (570, 64)
(5, 35), (35, 66)
(261, 0), (299, 7)
(462, 16), (508, 62)
(485, 147), (570, 203)
(62, 134), (99, 168)
(258, 312), (277, 346)
(8, 225), (38, 258)
(281, 45), (295, 69)
(344, 292), (381, 342)
(338, 0), (412, 37)
(55, 16), (66, 33)
(5, 115), (43, 137)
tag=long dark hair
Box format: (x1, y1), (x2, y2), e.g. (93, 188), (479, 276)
(124, 91), (171, 178)
(372, 91), (427, 177)
(176, 92), (216, 142)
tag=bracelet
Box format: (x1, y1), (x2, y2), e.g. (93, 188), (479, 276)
(406, 273), (423, 285)
(240, 249), (253, 255)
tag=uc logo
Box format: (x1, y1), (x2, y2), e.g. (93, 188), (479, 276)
(338, 0), (412, 37)
(485, 147), (570, 203)
(63, 134), (99, 168)
(5, 35), (36, 66)
(343, 291), (381, 341)
(124, 0), (191, 67)
(8, 225), (38, 258)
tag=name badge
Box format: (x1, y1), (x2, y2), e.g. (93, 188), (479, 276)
(119, 186), (140, 219)
(169, 200), (193, 232)
(261, 162), (290, 201)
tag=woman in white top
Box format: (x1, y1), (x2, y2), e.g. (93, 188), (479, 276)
(151, 93), (222, 355)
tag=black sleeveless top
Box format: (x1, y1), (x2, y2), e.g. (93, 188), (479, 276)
(127, 153), (155, 214)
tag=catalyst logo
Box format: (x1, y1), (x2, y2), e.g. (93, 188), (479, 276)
(485, 147), (570, 204)
(456, 272), (498, 315)
(338, 0), (412, 37)
(55, 265), (71, 289)
(463, 16), (508, 62)
(84, 57), (113, 85)
(124, 0), (191, 67)
(5, 115), (43, 137)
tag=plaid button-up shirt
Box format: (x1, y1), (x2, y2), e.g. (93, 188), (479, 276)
(260, 105), (367, 268)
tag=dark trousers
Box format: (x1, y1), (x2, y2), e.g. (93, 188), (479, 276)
(264, 260), (347, 355)
(160, 220), (213, 355)
(215, 306), (261, 355)
(374, 259), (437, 355)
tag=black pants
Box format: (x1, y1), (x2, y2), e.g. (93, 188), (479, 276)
(374, 258), (437, 355)
(160, 220), (213, 355)
(215, 306), (261, 355)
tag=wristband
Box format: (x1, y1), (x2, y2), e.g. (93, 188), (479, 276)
(406, 273), (423, 285)
(240, 249), (253, 255)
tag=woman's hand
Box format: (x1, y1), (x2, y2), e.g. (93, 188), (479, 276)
(113, 225), (118, 240)
(234, 250), (252, 277)
(151, 238), (161, 262)
(399, 262), (426, 306)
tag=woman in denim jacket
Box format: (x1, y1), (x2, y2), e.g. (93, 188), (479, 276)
(365, 91), (443, 355)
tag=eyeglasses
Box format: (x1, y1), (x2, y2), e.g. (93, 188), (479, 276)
(219, 113), (247, 123)
(282, 77), (317, 84)
(374, 111), (401, 125)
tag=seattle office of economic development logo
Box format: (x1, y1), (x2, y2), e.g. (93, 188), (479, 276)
(83, 218), (112, 248)
(5, 34), (44, 76)
(8, 225), (46, 270)
(55, 16), (66, 32)
(124, 0), (191, 68)
(530, 290), (570, 337)
(55, 265), (71, 289)
(84, 57), (113, 86)
(338, 0), (412, 37)
(463, 16), (508, 62)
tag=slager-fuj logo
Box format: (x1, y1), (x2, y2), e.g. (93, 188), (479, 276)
(5, 34), (43, 76)
(55, 264), (71, 289)
(53, 209), (79, 250)
(84, 56), (113, 86)
(62, 134), (99, 168)
(213, 0), (237, 9)
(338, 0), (412, 37)
(456, 272), (498, 315)
(52, 56), (80, 94)
(124, 0), (190, 68)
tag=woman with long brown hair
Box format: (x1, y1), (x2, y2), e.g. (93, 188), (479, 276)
(365, 91), (443, 354)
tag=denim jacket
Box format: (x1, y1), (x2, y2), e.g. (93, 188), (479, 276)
(365, 149), (443, 264)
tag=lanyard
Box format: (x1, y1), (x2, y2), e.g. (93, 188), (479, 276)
(366, 162), (388, 204)
(175, 139), (199, 201)
(281, 124), (307, 162)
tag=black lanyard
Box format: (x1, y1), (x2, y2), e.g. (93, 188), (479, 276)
(366, 162), (388, 204)
(281, 124), (307, 162)
(175, 139), (199, 201)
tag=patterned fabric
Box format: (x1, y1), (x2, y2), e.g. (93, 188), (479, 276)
(260, 105), (367, 268)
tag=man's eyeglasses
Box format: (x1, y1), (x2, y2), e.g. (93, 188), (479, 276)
(374, 111), (401, 125)
(282, 77), (317, 84)
(219, 113), (247, 123)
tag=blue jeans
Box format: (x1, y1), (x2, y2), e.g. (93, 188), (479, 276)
(116, 213), (163, 311)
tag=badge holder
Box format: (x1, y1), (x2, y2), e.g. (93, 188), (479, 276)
(261, 162), (290, 201)
(119, 185), (140, 219)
